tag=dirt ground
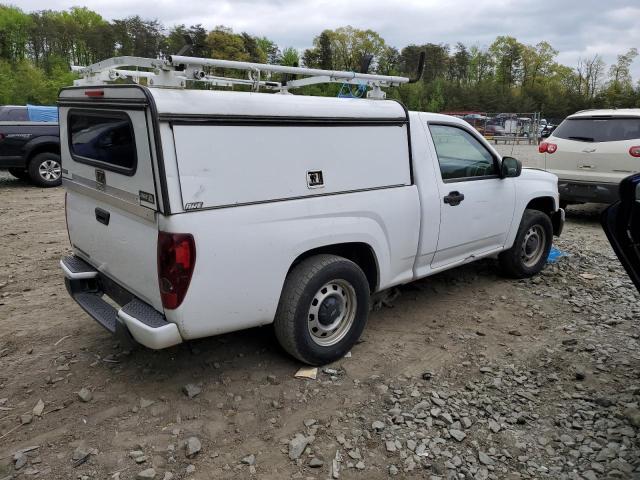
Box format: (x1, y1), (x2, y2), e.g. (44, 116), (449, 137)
(0, 160), (639, 479)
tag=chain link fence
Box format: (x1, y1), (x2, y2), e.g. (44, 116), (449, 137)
(440, 111), (546, 145)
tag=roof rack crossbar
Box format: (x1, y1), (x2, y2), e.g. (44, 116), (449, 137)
(72, 53), (423, 99)
(168, 55), (409, 85)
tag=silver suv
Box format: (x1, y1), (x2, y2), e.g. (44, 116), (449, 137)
(540, 109), (640, 206)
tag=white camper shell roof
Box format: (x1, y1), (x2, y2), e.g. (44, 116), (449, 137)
(151, 88), (408, 120)
(59, 85), (408, 121)
(58, 84), (413, 214)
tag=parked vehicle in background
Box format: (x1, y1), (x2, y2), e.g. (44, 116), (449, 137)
(540, 109), (640, 207)
(0, 105), (61, 187)
(601, 173), (640, 293)
(538, 118), (548, 134)
(484, 119), (506, 136)
(0, 105), (29, 121)
(540, 123), (557, 138)
(59, 55), (564, 365)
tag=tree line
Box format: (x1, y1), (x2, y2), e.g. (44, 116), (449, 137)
(1, 5), (638, 119)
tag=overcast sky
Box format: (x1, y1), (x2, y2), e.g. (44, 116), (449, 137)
(17, 0), (640, 80)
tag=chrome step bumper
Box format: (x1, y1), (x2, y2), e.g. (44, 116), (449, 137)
(60, 255), (182, 349)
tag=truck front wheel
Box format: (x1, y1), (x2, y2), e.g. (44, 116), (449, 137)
(28, 152), (62, 187)
(499, 209), (553, 278)
(274, 254), (370, 365)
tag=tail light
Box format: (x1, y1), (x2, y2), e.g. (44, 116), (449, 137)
(157, 232), (196, 310)
(539, 142), (557, 154)
(0, 133), (5, 141)
(630, 146), (640, 158)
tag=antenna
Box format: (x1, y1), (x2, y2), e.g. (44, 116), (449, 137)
(407, 52), (425, 84)
(360, 54), (373, 74)
(175, 34), (194, 57)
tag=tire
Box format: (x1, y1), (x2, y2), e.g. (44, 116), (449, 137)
(28, 152), (62, 187)
(274, 254), (371, 365)
(499, 209), (553, 279)
(8, 168), (29, 180)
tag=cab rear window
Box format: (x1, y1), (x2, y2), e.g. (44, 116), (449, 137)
(553, 117), (640, 143)
(69, 111), (137, 175)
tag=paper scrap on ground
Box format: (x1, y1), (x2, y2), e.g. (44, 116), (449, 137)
(579, 273), (597, 280)
(294, 367), (318, 380)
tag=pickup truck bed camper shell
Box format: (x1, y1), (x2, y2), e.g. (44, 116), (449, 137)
(59, 56), (564, 365)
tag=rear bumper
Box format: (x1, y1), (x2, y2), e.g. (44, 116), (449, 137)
(558, 180), (619, 205)
(60, 255), (182, 349)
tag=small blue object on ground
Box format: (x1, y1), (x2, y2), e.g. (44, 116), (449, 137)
(547, 246), (568, 263)
(27, 105), (58, 122)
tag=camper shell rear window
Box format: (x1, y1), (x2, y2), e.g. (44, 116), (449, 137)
(68, 110), (137, 175)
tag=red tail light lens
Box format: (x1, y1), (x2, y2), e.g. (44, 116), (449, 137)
(84, 90), (104, 97)
(157, 232), (196, 310)
(630, 146), (640, 158)
(539, 142), (558, 154)
(0, 133), (5, 141)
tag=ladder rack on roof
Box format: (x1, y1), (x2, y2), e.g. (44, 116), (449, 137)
(72, 52), (425, 100)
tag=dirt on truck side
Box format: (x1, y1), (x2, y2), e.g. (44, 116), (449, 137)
(0, 170), (639, 480)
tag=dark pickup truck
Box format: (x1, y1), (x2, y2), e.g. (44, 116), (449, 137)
(0, 105), (61, 187)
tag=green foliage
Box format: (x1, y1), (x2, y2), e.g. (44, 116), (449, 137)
(0, 5), (32, 62)
(280, 47), (299, 67)
(304, 26), (391, 72)
(0, 4), (638, 114)
(256, 37), (280, 64)
(206, 26), (249, 61)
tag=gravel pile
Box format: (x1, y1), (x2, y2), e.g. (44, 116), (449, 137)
(286, 213), (640, 479)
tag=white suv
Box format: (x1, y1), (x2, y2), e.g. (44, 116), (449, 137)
(540, 109), (640, 206)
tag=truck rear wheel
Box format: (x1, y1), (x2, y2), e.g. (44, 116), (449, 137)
(274, 254), (370, 365)
(499, 209), (553, 278)
(28, 152), (62, 187)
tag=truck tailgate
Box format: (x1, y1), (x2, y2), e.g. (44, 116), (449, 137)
(66, 191), (162, 310)
(59, 88), (163, 311)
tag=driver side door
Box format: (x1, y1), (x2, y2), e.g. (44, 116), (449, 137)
(427, 122), (516, 270)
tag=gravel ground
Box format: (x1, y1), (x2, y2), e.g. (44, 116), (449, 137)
(0, 169), (639, 480)
(494, 144), (544, 169)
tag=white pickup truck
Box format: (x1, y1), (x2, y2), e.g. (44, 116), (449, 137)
(59, 64), (564, 365)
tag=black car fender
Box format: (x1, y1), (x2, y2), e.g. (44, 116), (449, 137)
(23, 135), (61, 161)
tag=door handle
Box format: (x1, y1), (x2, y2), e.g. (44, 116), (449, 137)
(95, 207), (110, 226)
(443, 191), (465, 206)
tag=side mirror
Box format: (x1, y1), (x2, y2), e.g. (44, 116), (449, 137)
(501, 156), (522, 178)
